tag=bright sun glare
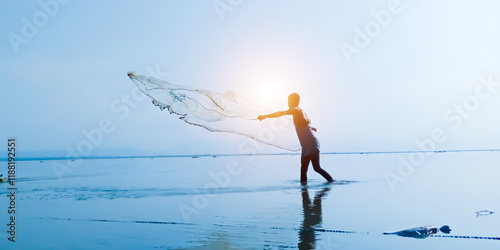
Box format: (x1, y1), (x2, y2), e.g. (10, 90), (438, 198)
(257, 78), (288, 109)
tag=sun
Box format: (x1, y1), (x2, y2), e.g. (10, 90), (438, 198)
(257, 78), (288, 109)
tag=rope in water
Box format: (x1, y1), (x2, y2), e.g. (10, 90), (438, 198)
(34, 217), (195, 226)
(32, 217), (366, 234)
(430, 235), (500, 240)
(32, 217), (500, 240)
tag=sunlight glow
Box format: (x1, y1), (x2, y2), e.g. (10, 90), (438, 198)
(256, 77), (289, 109)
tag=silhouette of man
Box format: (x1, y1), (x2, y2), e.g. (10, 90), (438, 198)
(258, 93), (333, 183)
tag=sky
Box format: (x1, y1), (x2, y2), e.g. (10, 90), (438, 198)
(1, 0), (500, 157)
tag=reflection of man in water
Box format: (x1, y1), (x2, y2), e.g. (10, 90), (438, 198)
(258, 93), (333, 184)
(383, 225), (451, 239)
(299, 186), (331, 249)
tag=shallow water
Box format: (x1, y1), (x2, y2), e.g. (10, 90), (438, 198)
(0, 152), (499, 249)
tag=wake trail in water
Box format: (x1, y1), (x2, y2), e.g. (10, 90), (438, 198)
(127, 73), (300, 151)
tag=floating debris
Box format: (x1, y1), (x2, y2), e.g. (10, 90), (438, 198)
(383, 225), (451, 239)
(476, 210), (494, 217)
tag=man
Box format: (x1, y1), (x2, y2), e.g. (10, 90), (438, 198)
(258, 93), (333, 183)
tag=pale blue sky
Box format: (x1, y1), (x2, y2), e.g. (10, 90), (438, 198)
(1, 0), (500, 156)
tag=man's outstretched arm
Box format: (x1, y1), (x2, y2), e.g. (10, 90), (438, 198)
(258, 110), (293, 121)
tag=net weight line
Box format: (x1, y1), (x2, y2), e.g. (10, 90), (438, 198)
(430, 235), (500, 240)
(32, 217), (500, 240)
(33, 217), (365, 234)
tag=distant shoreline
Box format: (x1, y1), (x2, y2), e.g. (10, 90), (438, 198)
(1, 148), (500, 162)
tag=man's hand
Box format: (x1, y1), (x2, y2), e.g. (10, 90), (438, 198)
(257, 115), (266, 121)
(311, 127), (317, 132)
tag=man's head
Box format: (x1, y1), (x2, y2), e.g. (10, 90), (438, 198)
(288, 93), (300, 108)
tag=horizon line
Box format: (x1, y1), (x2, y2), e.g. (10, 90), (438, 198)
(2, 148), (500, 162)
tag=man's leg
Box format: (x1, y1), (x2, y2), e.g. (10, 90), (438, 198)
(300, 154), (311, 183)
(311, 153), (333, 182)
